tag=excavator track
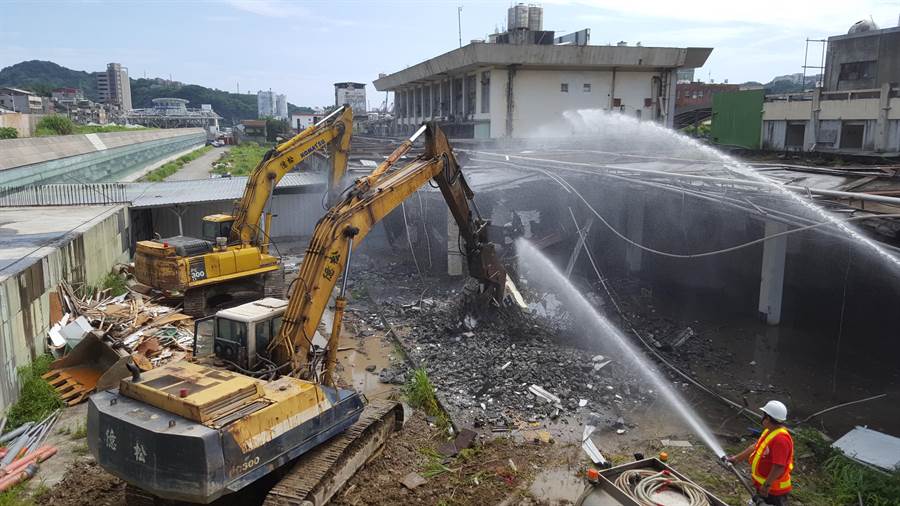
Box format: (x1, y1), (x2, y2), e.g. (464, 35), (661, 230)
(263, 398), (403, 506)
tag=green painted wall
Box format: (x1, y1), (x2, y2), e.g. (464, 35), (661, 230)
(710, 90), (764, 149)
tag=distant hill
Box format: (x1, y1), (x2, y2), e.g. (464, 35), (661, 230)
(0, 60), (315, 125)
(0, 60), (97, 98)
(739, 74), (823, 95)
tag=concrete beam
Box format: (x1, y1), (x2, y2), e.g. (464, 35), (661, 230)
(758, 221), (788, 325)
(373, 43), (713, 91)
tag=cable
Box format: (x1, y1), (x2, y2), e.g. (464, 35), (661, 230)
(478, 156), (900, 260)
(400, 200), (424, 282)
(614, 469), (710, 506)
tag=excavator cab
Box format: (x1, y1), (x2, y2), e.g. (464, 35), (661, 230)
(201, 214), (235, 243)
(193, 298), (288, 370)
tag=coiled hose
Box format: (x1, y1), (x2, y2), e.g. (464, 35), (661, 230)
(614, 469), (710, 506)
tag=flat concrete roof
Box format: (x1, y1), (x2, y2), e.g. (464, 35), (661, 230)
(127, 172), (326, 209)
(828, 25), (900, 41)
(0, 205), (123, 280)
(374, 42), (713, 91)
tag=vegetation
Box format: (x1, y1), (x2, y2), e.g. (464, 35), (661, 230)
(73, 124), (144, 134)
(0, 485), (34, 506)
(0, 127), (17, 139)
(82, 272), (130, 298)
(5, 355), (63, 430)
(791, 428), (900, 506)
(0, 60), (97, 99)
(0, 60), (315, 126)
(34, 114), (74, 136)
(405, 368), (450, 431)
(212, 142), (269, 176)
(140, 145), (213, 182)
(682, 122), (711, 138)
(265, 117), (291, 142)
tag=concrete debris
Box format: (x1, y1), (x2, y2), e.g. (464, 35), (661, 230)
(578, 399), (588, 408)
(438, 428), (477, 457)
(528, 385), (561, 405)
(660, 439), (693, 448)
(671, 327), (695, 348)
(400, 472), (427, 490)
(616, 429), (626, 435)
(833, 426), (900, 471)
(365, 365), (377, 372)
(500, 361), (512, 370)
(508, 459), (518, 472)
(378, 366), (408, 385)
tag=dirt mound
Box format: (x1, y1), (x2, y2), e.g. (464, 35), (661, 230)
(38, 460), (125, 506)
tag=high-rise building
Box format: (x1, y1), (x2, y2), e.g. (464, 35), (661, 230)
(275, 94), (288, 120)
(258, 90), (276, 118)
(95, 63), (132, 110)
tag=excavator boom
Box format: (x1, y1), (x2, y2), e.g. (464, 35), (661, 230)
(270, 122), (508, 371)
(230, 105), (353, 245)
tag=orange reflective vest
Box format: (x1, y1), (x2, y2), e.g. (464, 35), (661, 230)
(749, 427), (794, 494)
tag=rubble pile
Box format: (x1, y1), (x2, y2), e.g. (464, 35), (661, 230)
(382, 299), (654, 432)
(49, 280), (195, 366)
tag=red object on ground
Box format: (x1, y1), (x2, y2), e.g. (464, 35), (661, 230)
(0, 446), (57, 478)
(0, 463), (40, 492)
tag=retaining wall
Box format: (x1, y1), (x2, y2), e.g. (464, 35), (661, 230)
(0, 128), (206, 187)
(0, 206), (130, 411)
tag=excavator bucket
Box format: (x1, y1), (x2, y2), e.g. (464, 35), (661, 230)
(42, 333), (131, 405)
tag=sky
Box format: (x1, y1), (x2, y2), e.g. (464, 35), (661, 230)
(2, 0), (899, 108)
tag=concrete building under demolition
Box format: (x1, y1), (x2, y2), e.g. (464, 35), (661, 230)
(715, 20), (900, 154)
(374, 5), (711, 138)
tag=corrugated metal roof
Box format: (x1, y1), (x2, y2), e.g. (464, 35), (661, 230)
(128, 172), (326, 209)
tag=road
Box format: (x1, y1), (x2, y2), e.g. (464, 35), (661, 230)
(166, 145), (230, 181)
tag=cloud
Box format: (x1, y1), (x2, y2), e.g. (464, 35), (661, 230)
(551, 0), (900, 32)
(227, 0), (308, 18)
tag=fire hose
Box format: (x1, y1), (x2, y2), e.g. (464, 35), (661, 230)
(614, 469), (710, 506)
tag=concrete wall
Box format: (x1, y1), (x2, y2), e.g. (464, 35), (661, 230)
(824, 27), (900, 91)
(0, 128), (206, 187)
(138, 192), (324, 243)
(0, 113), (46, 138)
(395, 66), (674, 138)
(762, 93), (900, 152)
(0, 206), (129, 411)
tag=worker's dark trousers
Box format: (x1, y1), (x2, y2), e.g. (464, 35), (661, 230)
(762, 494), (788, 505)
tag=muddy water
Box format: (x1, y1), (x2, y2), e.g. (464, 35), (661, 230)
(529, 468), (584, 503)
(652, 289), (900, 436)
(337, 329), (397, 399)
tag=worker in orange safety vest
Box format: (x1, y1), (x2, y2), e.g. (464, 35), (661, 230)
(727, 400), (794, 505)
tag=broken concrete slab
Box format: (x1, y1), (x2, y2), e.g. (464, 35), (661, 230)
(833, 426), (900, 471)
(400, 472), (427, 490)
(660, 439), (693, 448)
(438, 428), (477, 457)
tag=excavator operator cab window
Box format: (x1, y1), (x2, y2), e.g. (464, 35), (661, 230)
(214, 318), (248, 367)
(202, 220), (233, 243)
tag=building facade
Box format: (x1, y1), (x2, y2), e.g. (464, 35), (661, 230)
(675, 82), (739, 110)
(759, 22), (900, 153)
(374, 6), (710, 138)
(51, 87), (84, 104)
(275, 94), (288, 120)
(290, 112), (324, 130)
(95, 63), (132, 111)
(334, 82), (367, 117)
(0, 87), (43, 114)
(375, 44), (710, 138)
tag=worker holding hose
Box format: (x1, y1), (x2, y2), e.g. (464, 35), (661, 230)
(726, 400), (794, 505)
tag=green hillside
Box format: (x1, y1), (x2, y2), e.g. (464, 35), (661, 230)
(0, 60), (97, 99)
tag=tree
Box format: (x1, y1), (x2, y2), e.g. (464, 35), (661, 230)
(265, 117), (291, 142)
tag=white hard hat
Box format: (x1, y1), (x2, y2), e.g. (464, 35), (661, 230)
(760, 400), (788, 422)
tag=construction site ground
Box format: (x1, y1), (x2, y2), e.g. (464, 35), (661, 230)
(7, 241), (876, 506)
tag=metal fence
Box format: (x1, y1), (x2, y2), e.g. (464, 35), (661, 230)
(0, 183), (130, 207)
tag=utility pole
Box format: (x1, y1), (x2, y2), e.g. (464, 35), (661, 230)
(458, 5), (463, 47)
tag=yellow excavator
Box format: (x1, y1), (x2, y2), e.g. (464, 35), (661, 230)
(88, 123), (516, 505)
(133, 106), (354, 316)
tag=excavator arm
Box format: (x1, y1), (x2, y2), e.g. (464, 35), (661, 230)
(269, 123), (508, 373)
(229, 105), (353, 246)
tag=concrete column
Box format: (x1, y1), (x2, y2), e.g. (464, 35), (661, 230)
(625, 196), (644, 274)
(758, 220), (788, 325)
(876, 82), (891, 153)
(447, 209), (463, 276)
(810, 88), (821, 150)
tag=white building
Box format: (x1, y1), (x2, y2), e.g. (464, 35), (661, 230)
(0, 87), (43, 114)
(334, 82), (366, 117)
(374, 24), (709, 138)
(275, 94), (288, 120)
(258, 90), (276, 118)
(290, 112), (325, 130)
